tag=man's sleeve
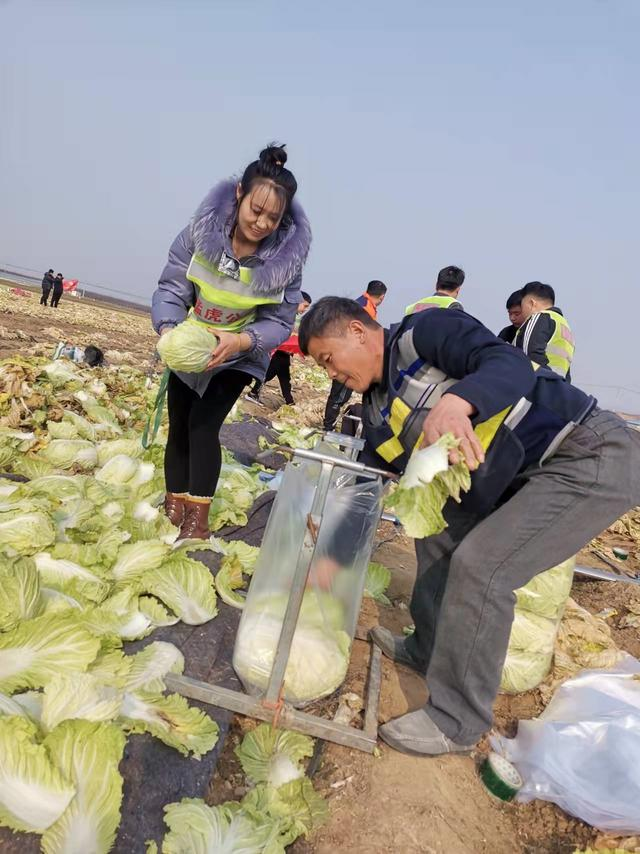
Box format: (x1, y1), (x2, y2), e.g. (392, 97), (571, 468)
(516, 313), (553, 369)
(354, 294), (367, 308)
(411, 310), (537, 422)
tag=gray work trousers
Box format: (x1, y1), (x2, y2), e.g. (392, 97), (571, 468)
(404, 410), (640, 744)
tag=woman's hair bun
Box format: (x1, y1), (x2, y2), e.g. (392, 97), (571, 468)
(258, 143), (288, 177)
(239, 142), (297, 210)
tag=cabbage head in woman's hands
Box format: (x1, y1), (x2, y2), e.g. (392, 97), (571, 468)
(157, 319), (218, 373)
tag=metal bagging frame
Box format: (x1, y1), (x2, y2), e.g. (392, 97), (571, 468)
(166, 446), (397, 753)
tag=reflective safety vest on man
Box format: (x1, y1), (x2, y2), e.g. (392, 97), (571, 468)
(364, 317), (530, 472)
(404, 294), (463, 315)
(515, 308), (575, 380)
(186, 250), (284, 333)
(362, 312), (593, 517)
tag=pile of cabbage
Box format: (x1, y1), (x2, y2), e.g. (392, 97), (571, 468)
(0, 355), (281, 852)
(149, 723), (327, 853)
(500, 557), (576, 694)
(258, 421), (319, 452)
(0, 460), (225, 848)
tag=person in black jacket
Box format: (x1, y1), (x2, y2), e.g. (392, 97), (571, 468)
(322, 280), (387, 431)
(40, 269), (55, 306)
(514, 282), (575, 380)
(50, 273), (64, 308)
(299, 296), (640, 757)
(246, 291), (312, 405)
(497, 289), (524, 343)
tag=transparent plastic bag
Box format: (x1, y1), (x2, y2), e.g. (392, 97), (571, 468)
(233, 444), (384, 706)
(500, 556), (575, 694)
(493, 656), (640, 833)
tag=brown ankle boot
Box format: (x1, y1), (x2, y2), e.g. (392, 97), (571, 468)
(164, 492), (187, 527)
(178, 497), (212, 540)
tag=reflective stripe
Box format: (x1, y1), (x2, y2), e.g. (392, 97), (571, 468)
(405, 295), (458, 315)
(187, 254), (283, 309)
(543, 310), (574, 378)
(504, 397), (532, 430)
(376, 435), (405, 463)
(368, 320), (524, 468)
(539, 420), (576, 465)
(389, 398), (411, 437)
(474, 407), (512, 451)
(185, 252), (284, 333)
(188, 253), (253, 290)
(518, 310), (574, 378)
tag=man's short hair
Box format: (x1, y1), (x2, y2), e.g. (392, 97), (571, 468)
(300, 291), (312, 304)
(436, 266), (465, 292)
(521, 281), (555, 304)
(506, 289), (522, 310)
(298, 296), (379, 355)
(366, 280), (387, 297)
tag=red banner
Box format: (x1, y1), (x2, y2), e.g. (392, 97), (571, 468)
(62, 279), (78, 292)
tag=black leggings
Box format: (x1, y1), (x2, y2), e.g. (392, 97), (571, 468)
(251, 350), (293, 403)
(50, 291), (62, 307)
(165, 369), (248, 497)
(323, 380), (353, 431)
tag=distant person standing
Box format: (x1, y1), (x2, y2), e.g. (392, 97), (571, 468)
(323, 280), (387, 431)
(246, 291), (312, 405)
(404, 265), (465, 315)
(497, 290), (524, 343)
(514, 281), (575, 380)
(40, 269), (55, 306)
(50, 273), (64, 308)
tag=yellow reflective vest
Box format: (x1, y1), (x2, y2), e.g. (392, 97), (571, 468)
(515, 309), (575, 379)
(404, 294), (462, 315)
(186, 251), (284, 332)
(364, 319), (532, 470)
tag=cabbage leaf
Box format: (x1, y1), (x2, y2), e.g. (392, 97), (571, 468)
(42, 720), (126, 854)
(0, 716), (76, 833)
(235, 723), (313, 787)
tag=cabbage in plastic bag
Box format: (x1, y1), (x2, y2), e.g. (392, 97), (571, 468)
(500, 557), (576, 694)
(507, 610), (558, 656)
(233, 592), (350, 706)
(501, 648), (554, 694)
(515, 557), (575, 620)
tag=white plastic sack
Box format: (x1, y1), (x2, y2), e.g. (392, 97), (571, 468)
(493, 655), (640, 833)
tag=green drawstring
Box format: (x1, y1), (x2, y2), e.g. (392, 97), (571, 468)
(142, 367), (170, 449)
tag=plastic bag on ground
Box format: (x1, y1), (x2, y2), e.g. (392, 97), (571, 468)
(233, 444), (383, 706)
(493, 656), (640, 833)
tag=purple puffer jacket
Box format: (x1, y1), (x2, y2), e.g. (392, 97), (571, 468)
(151, 179), (312, 396)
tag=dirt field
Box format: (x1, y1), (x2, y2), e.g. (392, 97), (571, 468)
(4, 284), (640, 853)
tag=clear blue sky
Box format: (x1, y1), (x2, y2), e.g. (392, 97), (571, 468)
(2, 0), (639, 411)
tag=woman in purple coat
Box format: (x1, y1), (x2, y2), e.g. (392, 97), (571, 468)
(151, 145), (312, 540)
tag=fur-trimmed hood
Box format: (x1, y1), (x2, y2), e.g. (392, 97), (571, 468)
(189, 179), (312, 296)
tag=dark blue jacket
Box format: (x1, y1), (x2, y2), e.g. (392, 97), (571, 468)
(361, 310), (595, 509)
